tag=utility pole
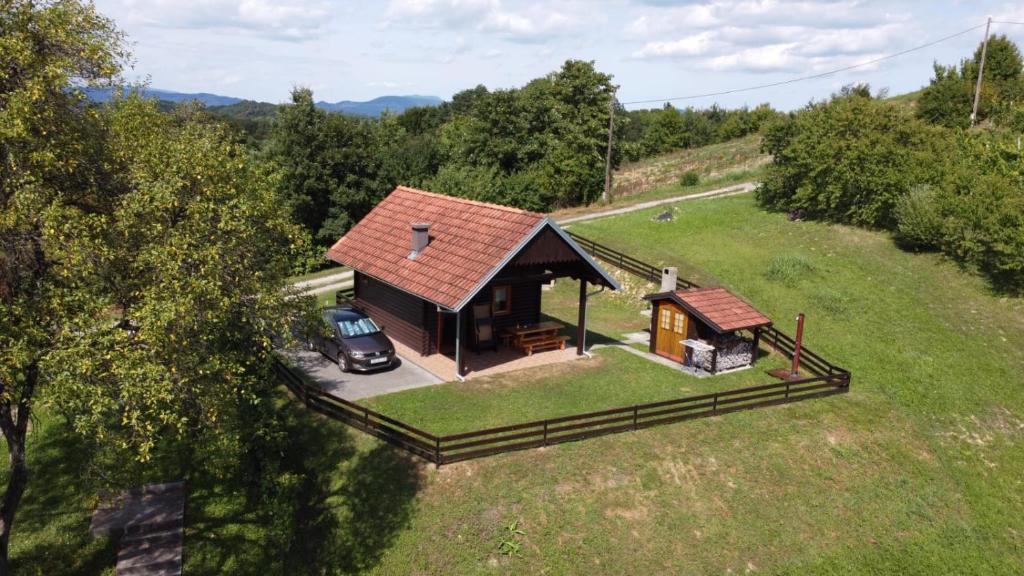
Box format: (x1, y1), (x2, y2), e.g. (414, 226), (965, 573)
(971, 16), (992, 127)
(602, 86), (617, 204)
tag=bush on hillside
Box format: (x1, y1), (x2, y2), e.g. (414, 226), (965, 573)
(895, 185), (944, 249)
(757, 85), (950, 229)
(679, 171), (700, 186)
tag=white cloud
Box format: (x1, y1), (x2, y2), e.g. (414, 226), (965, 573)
(631, 31), (715, 58)
(383, 0), (590, 43)
(627, 0), (917, 73)
(118, 0), (332, 41)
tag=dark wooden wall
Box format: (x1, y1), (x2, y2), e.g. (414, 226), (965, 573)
(470, 277), (543, 333)
(354, 272), (431, 355)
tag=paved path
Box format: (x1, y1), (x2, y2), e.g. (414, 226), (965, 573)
(281, 347), (442, 401)
(557, 181), (757, 225)
(90, 481), (185, 576)
(293, 269), (354, 295)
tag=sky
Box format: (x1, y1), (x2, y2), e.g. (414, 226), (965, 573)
(94, 0), (1024, 111)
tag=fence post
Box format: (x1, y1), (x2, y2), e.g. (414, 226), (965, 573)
(435, 438), (441, 466)
(713, 393), (719, 414)
(785, 382), (790, 400)
(633, 406), (639, 430)
(543, 421), (548, 446)
(363, 406), (369, 428)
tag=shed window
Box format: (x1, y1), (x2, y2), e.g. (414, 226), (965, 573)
(674, 313), (685, 333)
(660, 308), (671, 330)
(492, 284), (511, 315)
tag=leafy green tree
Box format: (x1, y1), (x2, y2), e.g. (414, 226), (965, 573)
(758, 86), (949, 228)
(933, 131), (1024, 293)
(267, 88), (388, 247)
(918, 35), (1024, 128)
(47, 96), (305, 463)
(0, 1), (127, 569)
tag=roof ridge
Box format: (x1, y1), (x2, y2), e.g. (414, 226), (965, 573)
(392, 186), (546, 219)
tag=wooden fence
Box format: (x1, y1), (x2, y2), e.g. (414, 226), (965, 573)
(567, 232), (699, 290)
(274, 358), (848, 465)
(277, 233), (851, 464)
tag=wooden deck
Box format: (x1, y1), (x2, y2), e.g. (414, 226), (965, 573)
(392, 338), (583, 381)
(90, 481), (185, 576)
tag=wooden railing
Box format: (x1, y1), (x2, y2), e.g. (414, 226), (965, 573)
(275, 357), (848, 465)
(277, 233), (851, 464)
(567, 231), (699, 290)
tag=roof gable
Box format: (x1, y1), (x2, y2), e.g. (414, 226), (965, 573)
(325, 186), (616, 310)
(647, 287), (772, 333)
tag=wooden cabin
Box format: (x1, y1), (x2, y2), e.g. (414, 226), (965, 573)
(325, 186), (619, 378)
(644, 287), (771, 374)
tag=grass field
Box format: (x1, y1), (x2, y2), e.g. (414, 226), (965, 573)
(552, 134), (766, 221)
(9, 192), (1024, 574)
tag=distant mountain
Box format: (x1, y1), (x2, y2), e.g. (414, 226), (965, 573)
(83, 87), (443, 117)
(82, 87), (243, 107)
(315, 95), (444, 116)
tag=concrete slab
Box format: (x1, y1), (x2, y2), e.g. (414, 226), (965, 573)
(281, 348), (442, 401)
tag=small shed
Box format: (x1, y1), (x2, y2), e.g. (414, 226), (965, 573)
(644, 287), (772, 374)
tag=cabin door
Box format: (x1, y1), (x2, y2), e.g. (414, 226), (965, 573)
(655, 302), (687, 361)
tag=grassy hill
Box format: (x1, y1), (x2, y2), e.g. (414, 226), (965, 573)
(10, 186), (1024, 573)
(612, 134), (768, 199)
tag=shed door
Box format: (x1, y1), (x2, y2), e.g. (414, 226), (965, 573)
(655, 302), (687, 361)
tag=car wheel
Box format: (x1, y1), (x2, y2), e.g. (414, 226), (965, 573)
(337, 354), (350, 373)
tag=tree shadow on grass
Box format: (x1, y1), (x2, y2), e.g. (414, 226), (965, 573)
(185, 389), (425, 575)
(9, 423), (118, 575)
(540, 312), (621, 347)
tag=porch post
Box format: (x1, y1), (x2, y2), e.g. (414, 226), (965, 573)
(455, 309), (464, 378)
(750, 327), (761, 366)
(577, 278), (587, 355)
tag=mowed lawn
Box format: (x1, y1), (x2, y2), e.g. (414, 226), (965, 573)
(10, 194), (1024, 574)
(359, 194), (1024, 574)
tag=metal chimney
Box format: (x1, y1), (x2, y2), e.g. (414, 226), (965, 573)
(660, 267), (678, 292)
(409, 223), (430, 260)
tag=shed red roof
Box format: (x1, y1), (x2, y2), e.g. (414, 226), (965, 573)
(325, 186), (547, 310)
(648, 287), (772, 332)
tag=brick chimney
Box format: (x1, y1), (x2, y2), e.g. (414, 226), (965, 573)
(409, 223), (430, 260)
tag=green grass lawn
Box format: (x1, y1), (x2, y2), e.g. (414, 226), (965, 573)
(365, 347), (791, 436)
(10, 193), (1024, 574)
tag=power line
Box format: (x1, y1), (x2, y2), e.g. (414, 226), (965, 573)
(992, 20), (1024, 26)
(621, 22), (988, 106)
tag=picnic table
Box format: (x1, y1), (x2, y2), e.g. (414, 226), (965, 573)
(503, 321), (569, 355)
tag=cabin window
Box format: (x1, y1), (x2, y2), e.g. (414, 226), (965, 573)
(659, 307), (671, 330)
(674, 312), (685, 333)
(492, 284), (512, 315)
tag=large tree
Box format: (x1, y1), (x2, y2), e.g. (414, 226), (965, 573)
(0, 1), (126, 569)
(1, 2), (306, 571)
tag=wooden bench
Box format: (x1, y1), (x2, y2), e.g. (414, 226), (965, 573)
(521, 335), (570, 355)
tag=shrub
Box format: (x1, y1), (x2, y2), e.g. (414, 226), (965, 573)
(757, 86), (950, 229)
(765, 254), (816, 286)
(895, 185), (944, 249)
(679, 171), (700, 187)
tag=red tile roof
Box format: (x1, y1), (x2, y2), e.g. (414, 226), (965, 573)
(653, 287), (772, 332)
(326, 186), (546, 310)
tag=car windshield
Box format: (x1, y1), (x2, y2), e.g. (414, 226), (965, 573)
(334, 315), (380, 338)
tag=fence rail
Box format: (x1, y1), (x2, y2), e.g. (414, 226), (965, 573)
(275, 357), (849, 465)
(277, 232), (851, 464)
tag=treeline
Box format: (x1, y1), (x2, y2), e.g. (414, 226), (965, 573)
(758, 38), (1024, 294)
(616, 103), (781, 162)
(259, 61), (617, 255)
(233, 65), (781, 256)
